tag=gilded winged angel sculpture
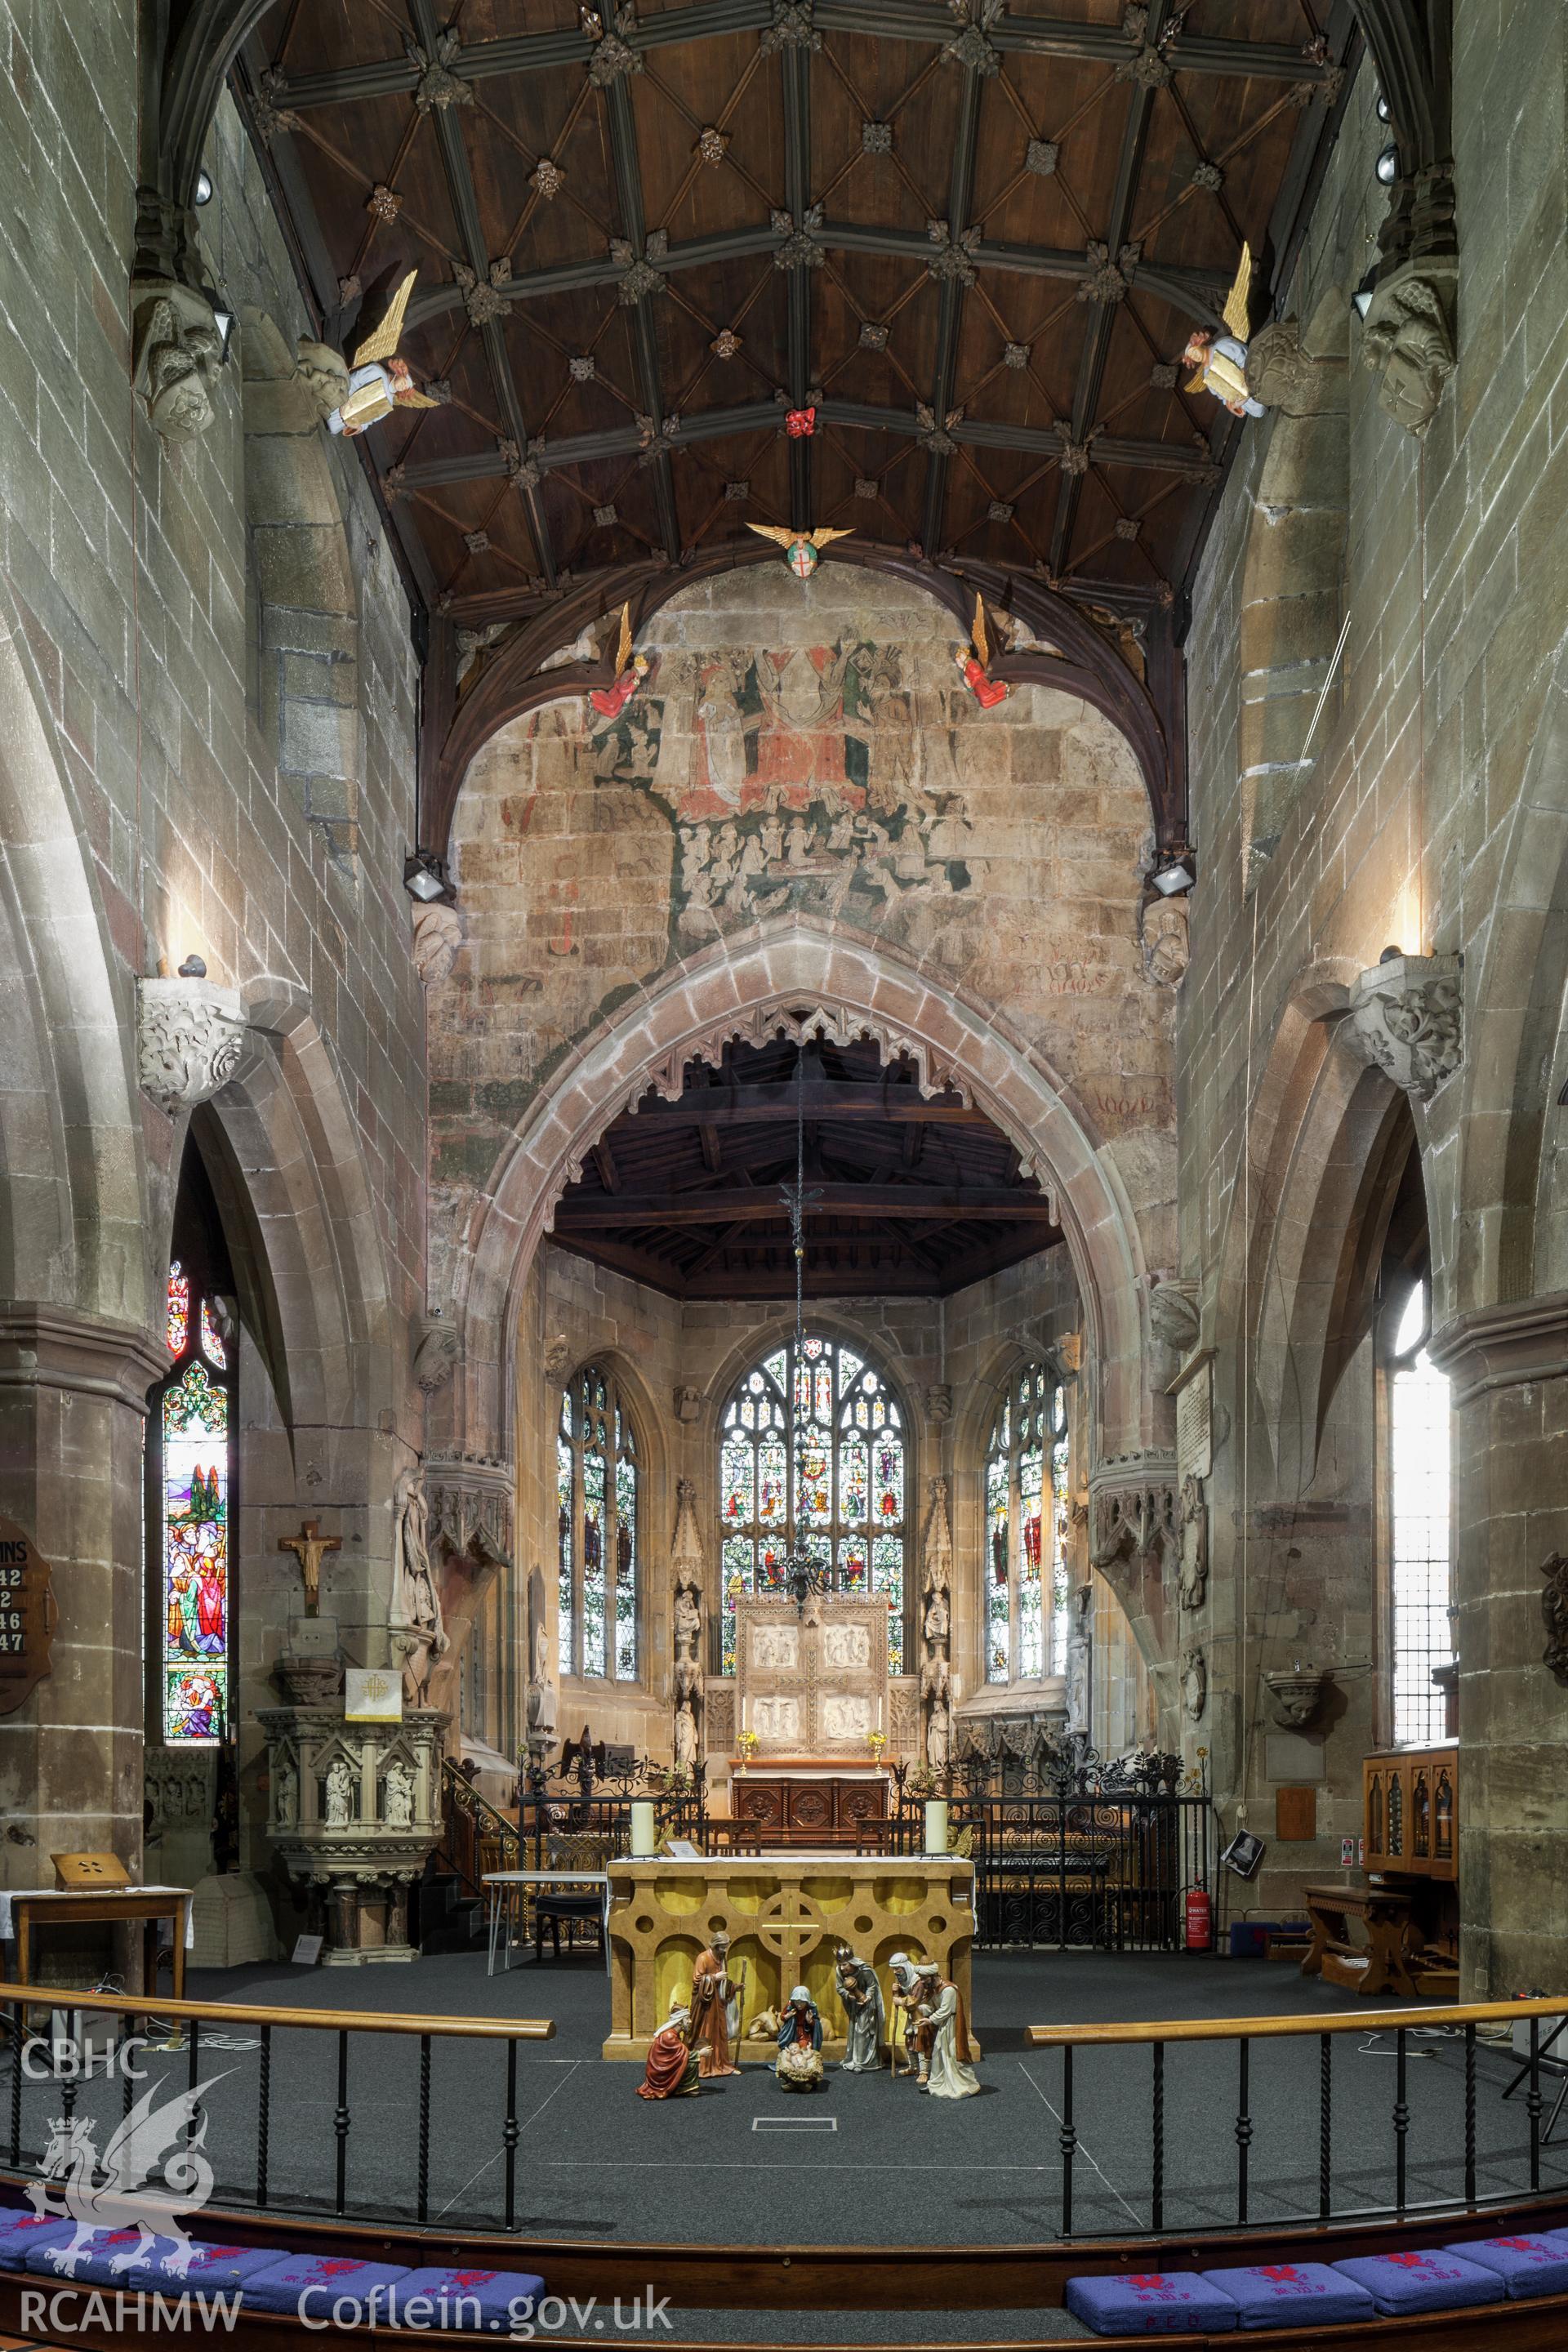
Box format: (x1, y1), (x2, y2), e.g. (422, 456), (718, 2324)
(1181, 243), (1266, 418)
(296, 270), (441, 438)
(746, 522), (853, 581)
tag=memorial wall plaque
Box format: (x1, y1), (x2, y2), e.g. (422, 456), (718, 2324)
(0, 1517), (55, 1715)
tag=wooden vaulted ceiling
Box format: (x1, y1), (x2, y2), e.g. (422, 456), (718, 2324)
(549, 1031), (1063, 1297)
(238, 0), (1355, 622)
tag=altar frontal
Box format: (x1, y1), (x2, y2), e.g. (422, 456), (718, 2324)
(601, 1852), (974, 2063)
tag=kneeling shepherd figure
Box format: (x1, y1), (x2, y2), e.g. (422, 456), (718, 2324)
(776, 1984), (824, 2091)
(914, 1962), (980, 2099)
(637, 2000), (701, 2100)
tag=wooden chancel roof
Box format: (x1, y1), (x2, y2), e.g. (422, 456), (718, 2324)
(240, 0), (1352, 614)
(548, 1031), (1064, 1298)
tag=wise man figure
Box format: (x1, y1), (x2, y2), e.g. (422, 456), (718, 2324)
(887, 1951), (928, 2082)
(637, 1999), (700, 2100)
(835, 1949), (884, 2074)
(776, 1984), (824, 2091)
(913, 1961), (981, 2100)
(688, 1930), (740, 2077)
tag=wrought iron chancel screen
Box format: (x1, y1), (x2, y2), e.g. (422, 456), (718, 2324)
(558, 1365), (639, 1682)
(718, 1335), (907, 1674)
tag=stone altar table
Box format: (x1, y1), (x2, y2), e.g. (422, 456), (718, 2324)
(602, 1851), (974, 2062)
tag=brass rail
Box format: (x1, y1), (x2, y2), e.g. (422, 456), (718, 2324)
(1027, 1993), (1566, 2047)
(0, 1980), (554, 2039)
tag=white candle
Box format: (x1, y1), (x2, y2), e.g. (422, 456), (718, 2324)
(924, 1799), (949, 1856)
(630, 1801), (657, 1858)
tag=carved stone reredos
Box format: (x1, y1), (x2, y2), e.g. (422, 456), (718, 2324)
(1342, 952), (1462, 1104)
(136, 976), (249, 1115)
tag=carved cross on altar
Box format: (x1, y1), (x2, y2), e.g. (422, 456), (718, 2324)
(278, 1519), (341, 1614)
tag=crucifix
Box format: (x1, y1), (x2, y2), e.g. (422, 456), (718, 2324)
(278, 1519), (341, 1615)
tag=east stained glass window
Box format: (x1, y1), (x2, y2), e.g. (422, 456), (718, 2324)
(718, 1336), (907, 1673)
(558, 1365), (640, 1682)
(985, 1363), (1071, 1684)
(157, 1264), (234, 1746)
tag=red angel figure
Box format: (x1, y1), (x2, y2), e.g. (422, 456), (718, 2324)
(589, 604), (649, 719)
(955, 593), (1009, 707)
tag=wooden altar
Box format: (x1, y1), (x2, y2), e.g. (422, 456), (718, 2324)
(730, 1759), (890, 1842)
(601, 1851), (974, 2061)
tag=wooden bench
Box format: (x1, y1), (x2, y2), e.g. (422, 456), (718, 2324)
(1301, 1880), (1419, 1998)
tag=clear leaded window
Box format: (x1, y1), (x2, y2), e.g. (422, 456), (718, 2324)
(558, 1365), (639, 1682)
(718, 1335), (906, 1674)
(985, 1363), (1070, 1684)
(154, 1257), (234, 1744)
(1388, 1276), (1451, 1744)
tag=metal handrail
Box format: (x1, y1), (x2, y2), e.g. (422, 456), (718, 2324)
(1027, 1993), (1567, 2046)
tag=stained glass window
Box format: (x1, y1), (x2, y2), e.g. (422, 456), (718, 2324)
(557, 1365), (639, 1683)
(1387, 1276), (1452, 1745)
(155, 1255), (234, 1747)
(717, 1336), (907, 1673)
(985, 1363), (1071, 1684)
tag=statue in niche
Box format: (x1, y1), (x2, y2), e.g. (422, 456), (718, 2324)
(924, 1655), (954, 1769)
(272, 1760), (298, 1829)
(392, 1465), (449, 1696)
(924, 1587), (950, 1646)
(1178, 1475), (1209, 1610)
(325, 1759), (355, 1828)
(1181, 1647), (1207, 1723)
(526, 1615), (557, 1750)
(673, 1579), (702, 1657)
(673, 1698), (699, 1772)
(383, 1760), (415, 1829)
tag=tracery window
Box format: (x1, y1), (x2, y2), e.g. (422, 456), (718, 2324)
(1386, 1274), (1451, 1745)
(718, 1335), (906, 1674)
(558, 1365), (639, 1682)
(984, 1363), (1070, 1683)
(151, 1210), (235, 1748)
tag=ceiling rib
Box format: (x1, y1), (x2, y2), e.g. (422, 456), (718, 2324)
(601, 75), (682, 559)
(920, 47), (983, 556)
(405, 0), (555, 582)
(274, 6), (1332, 110)
(1049, 0), (1171, 575)
(781, 30), (813, 526)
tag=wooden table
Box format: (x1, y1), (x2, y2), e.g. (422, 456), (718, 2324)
(0, 1886), (193, 1999)
(1300, 1881), (1419, 1998)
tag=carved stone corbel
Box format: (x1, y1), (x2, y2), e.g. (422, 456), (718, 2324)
(1341, 951), (1461, 1102)
(1090, 1469), (1178, 1572)
(1181, 1646), (1207, 1722)
(131, 278), (225, 443)
(136, 976), (249, 1114)
(412, 1312), (461, 1394)
(1147, 1277), (1201, 1361)
(424, 1454), (514, 1568)
(1359, 256), (1457, 441)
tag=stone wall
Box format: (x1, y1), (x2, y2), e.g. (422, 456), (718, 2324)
(1178, 20), (1568, 1973)
(0, 7), (425, 1887)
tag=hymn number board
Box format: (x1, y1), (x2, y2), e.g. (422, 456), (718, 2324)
(0, 1518), (55, 1716)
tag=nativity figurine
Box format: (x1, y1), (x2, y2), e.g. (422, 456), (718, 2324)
(887, 1950), (925, 2082)
(636, 2000), (701, 2100)
(776, 1985), (824, 2090)
(835, 1949), (885, 2074)
(688, 1930), (740, 2077)
(913, 1961), (981, 2100)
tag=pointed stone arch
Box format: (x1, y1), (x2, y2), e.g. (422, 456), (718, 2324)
(447, 920), (1153, 1486)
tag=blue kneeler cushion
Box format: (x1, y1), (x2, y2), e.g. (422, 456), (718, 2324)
(1065, 2271), (1239, 2334)
(0, 2214), (73, 2270)
(1200, 2261), (1376, 2329)
(1332, 2248), (1508, 2314)
(1441, 2234), (1568, 2297)
(385, 2266), (549, 2329)
(241, 2252), (412, 2314)
(110, 2236), (285, 2293)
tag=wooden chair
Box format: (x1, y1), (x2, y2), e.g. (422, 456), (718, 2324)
(534, 1833), (612, 1962)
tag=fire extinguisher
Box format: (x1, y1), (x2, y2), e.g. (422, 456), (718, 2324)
(1184, 1887), (1212, 1952)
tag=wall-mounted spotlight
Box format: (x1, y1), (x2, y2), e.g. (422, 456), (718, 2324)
(194, 169), (214, 206)
(403, 850), (456, 905)
(1152, 854), (1196, 898)
(1375, 144), (1400, 187)
(1374, 91), (1392, 124)
(211, 300), (236, 363)
(1351, 266), (1379, 320)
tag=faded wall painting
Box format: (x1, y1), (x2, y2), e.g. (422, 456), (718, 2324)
(435, 567), (1171, 1222)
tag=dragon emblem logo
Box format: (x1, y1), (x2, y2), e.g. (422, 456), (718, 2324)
(26, 2073), (230, 2277)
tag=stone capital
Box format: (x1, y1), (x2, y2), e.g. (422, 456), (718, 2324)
(1428, 1292), (1568, 1406)
(1340, 952), (1461, 1103)
(137, 976), (250, 1115)
(0, 1304), (170, 1410)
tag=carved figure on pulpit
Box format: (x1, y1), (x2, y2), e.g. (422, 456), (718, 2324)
(689, 1931), (740, 2077)
(273, 1760), (298, 1828)
(776, 1985), (824, 2090)
(913, 1961), (980, 2099)
(636, 2001), (701, 2100)
(382, 1759), (414, 1829)
(325, 1759), (354, 1828)
(835, 1949), (885, 2073)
